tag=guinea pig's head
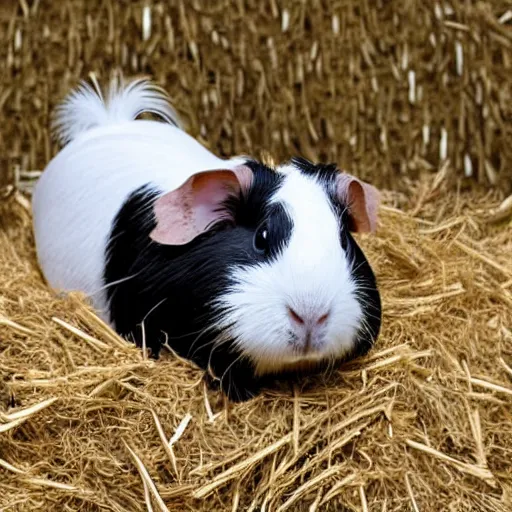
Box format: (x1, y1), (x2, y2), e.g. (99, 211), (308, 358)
(149, 157), (381, 382)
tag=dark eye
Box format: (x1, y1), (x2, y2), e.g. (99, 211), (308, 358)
(253, 224), (269, 254)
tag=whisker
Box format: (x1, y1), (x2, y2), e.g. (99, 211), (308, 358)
(205, 331), (234, 372)
(219, 353), (246, 397)
(350, 258), (368, 275)
(188, 327), (228, 360)
(187, 320), (220, 348)
(142, 298), (167, 323)
(353, 284), (378, 292)
(90, 272), (141, 297)
(356, 308), (382, 323)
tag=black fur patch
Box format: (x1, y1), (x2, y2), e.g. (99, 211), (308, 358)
(104, 159), (289, 401)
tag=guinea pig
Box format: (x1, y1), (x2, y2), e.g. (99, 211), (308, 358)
(32, 77), (382, 401)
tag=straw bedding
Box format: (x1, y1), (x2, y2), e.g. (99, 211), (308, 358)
(1, 172), (511, 511)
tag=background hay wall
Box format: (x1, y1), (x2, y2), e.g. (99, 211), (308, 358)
(0, 0), (511, 192)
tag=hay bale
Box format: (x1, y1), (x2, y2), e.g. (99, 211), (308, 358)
(1, 172), (511, 511)
(1, 1), (511, 192)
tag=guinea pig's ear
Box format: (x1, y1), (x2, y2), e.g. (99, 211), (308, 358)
(149, 165), (253, 246)
(336, 173), (380, 233)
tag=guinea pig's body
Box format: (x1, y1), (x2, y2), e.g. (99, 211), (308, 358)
(32, 78), (382, 401)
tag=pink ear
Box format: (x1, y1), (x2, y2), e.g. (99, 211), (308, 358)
(149, 165), (253, 246)
(336, 173), (380, 233)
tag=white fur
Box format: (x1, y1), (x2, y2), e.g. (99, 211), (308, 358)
(52, 77), (182, 146)
(217, 165), (363, 375)
(32, 79), (243, 319)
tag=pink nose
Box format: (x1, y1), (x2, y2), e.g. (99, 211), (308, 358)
(287, 306), (329, 327)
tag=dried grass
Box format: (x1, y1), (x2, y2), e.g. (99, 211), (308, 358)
(1, 1), (512, 193)
(1, 169), (511, 511)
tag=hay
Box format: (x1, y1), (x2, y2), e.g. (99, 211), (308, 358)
(1, 1), (512, 193)
(1, 170), (511, 511)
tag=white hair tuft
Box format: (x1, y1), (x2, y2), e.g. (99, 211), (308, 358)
(52, 76), (182, 146)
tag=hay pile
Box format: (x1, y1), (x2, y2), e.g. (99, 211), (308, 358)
(1, 171), (511, 511)
(1, 1), (512, 192)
